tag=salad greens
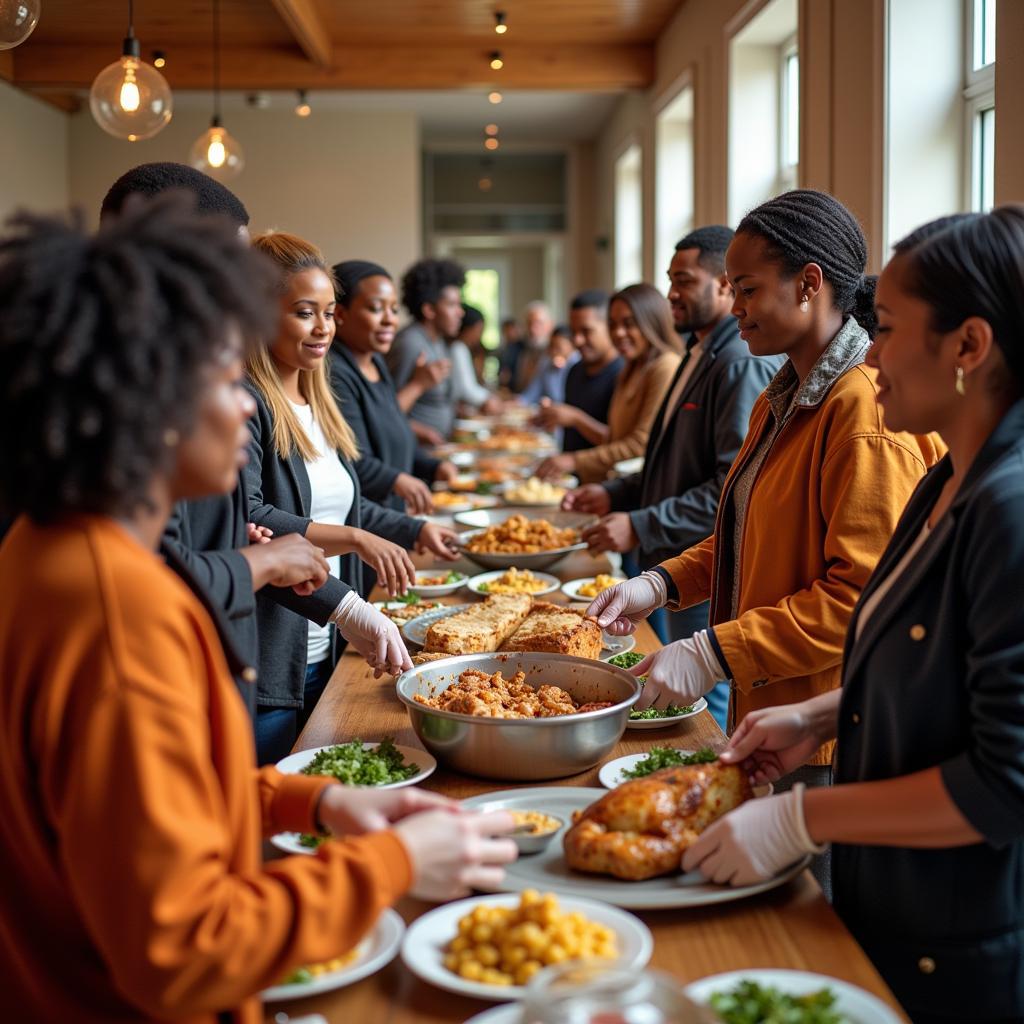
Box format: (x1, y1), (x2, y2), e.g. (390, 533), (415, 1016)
(301, 738), (419, 786)
(393, 591), (422, 605)
(629, 703), (695, 721)
(621, 746), (718, 779)
(608, 651), (645, 670)
(708, 980), (844, 1023)
(298, 832), (325, 849)
(282, 966), (314, 985)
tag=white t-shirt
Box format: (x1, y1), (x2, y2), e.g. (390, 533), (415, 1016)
(290, 401), (355, 665)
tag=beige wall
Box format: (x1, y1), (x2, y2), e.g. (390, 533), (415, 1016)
(66, 105), (421, 275)
(995, 0), (1024, 204)
(0, 80), (69, 226)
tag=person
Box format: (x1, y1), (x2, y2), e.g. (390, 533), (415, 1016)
(244, 233), (460, 764)
(534, 290), (623, 459)
(517, 324), (579, 406)
(0, 195), (516, 1024)
(386, 257), (463, 442)
(514, 300), (555, 392)
(101, 162), (330, 722)
(687, 206), (1024, 1024)
(589, 191), (944, 886)
(329, 259), (457, 516)
(564, 227), (781, 728)
(459, 303), (491, 385)
(497, 315), (524, 390)
(449, 304), (502, 415)
(537, 284), (681, 484)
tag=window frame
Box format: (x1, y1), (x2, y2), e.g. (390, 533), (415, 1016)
(776, 33), (799, 194)
(963, 0), (996, 211)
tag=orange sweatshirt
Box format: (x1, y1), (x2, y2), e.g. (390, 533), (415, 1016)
(0, 516), (412, 1023)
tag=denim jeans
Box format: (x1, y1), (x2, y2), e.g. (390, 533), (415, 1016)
(255, 659), (333, 766)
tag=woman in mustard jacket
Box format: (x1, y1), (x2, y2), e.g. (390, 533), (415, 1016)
(590, 191), (943, 794)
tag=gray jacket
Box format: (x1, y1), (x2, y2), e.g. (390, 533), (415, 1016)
(602, 317), (781, 568)
(386, 320), (455, 438)
(242, 383), (422, 708)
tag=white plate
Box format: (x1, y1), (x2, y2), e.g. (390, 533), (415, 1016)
(275, 742), (437, 789)
(612, 456), (644, 476)
(598, 750), (772, 792)
(464, 569), (561, 598)
(463, 1006), (521, 1024)
(261, 908), (405, 1002)
(460, 788), (806, 910)
(684, 969), (904, 1024)
(429, 494), (502, 515)
(401, 603), (635, 661)
(269, 831), (319, 856)
(400, 892), (652, 1002)
(407, 571), (472, 596)
(625, 696), (708, 730)
(560, 576), (627, 601)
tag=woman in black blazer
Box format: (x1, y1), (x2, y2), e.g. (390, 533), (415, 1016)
(682, 206), (1024, 1023)
(244, 233), (459, 764)
(330, 260), (457, 514)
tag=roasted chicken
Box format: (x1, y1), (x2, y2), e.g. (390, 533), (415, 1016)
(563, 762), (753, 881)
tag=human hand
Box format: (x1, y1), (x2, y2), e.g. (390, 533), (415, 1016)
(582, 512), (637, 554)
(393, 472), (434, 515)
(681, 784), (824, 886)
(242, 532), (331, 595)
(434, 460), (459, 483)
(587, 571), (666, 636)
(481, 396), (504, 416)
(632, 631), (722, 709)
(393, 809), (518, 901)
(719, 704), (825, 785)
(562, 484), (611, 516)
(534, 398), (575, 430)
(317, 786), (456, 837)
(535, 453), (576, 481)
(412, 353), (451, 390)
(247, 522), (273, 544)
(410, 419), (445, 447)
(333, 595), (413, 677)
(414, 522), (460, 561)
(350, 530), (416, 597)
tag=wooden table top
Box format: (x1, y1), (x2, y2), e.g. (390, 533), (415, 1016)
(267, 548), (907, 1022)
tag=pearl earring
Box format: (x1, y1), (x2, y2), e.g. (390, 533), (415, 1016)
(163, 428), (181, 447)
(800, 295), (810, 313)
(955, 365), (966, 396)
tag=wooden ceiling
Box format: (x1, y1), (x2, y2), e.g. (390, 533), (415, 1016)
(4, 0), (683, 110)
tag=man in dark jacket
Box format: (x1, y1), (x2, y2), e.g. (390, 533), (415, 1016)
(566, 226), (781, 729)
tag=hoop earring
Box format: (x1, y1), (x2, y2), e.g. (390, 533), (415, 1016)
(955, 366), (966, 396)
(799, 295), (810, 313)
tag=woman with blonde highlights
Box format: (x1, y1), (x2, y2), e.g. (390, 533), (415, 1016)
(245, 231), (459, 763)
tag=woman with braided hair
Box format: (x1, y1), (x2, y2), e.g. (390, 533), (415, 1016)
(589, 190), (944, 887)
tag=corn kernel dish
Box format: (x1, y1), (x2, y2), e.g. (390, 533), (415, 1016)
(465, 514), (579, 554)
(576, 574), (621, 598)
(510, 810), (562, 835)
(442, 890), (617, 988)
(477, 567), (552, 595)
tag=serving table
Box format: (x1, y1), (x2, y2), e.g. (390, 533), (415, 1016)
(267, 549), (907, 1022)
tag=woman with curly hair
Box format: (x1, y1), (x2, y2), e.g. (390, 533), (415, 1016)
(535, 283), (683, 484)
(245, 232), (460, 763)
(0, 195), (515, 1023)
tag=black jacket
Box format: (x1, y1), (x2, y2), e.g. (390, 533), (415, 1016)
(602, 317), (781, 568)
(834, 400), (1024, 1022)
(242, 383), (423, 708)
(328, 345), (440, 511)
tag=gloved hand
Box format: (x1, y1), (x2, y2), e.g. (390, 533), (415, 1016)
(332, 593), (413, 678)
(719, 702), (828, 785)
(587, 571), (667, 636)
(632, 630), (723, 709)
(681, 783), (826, 886)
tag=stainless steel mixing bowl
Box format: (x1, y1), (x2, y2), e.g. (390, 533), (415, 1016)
(451, 507), (594, 570)
(395, 652), (641, 781)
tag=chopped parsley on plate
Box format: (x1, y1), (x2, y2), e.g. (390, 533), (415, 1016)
(621, 746), (718, 780)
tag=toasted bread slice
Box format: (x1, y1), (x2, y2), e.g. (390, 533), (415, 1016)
(500, 602), (604, 659)
(423, 594), (533, 654)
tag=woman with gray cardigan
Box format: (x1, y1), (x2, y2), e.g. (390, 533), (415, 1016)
(244, 232), (459, 763)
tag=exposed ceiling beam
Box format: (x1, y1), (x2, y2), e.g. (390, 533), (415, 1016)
(12, 43), (652, 92)
(267, 0), (333, 69)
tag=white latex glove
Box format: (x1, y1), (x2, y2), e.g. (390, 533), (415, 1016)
(332, 593), (413, 678)
(681, 783), (826, 886)
(587, 570), (667, 636)
(632, 630), (724, 709)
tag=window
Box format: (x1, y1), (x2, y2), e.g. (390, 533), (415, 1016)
(463, 268), (501, 351)
(778, 38), (799, 192)
(965, 0), (996, 211)
(614, 144), (643, 288)
(655, 85), (694, 284)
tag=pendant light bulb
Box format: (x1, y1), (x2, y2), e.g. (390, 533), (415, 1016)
(89, 15), (173, 143)
(494, 10), (507, 34)
(489, 51), (503, 70)
(488, 91), (503, 104)
(295, 89), (311, 117)
(0, 0), (41, 50)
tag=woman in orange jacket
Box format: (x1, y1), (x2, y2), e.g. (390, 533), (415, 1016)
(590, 191), (943, 787)
(0, 196), (515, 1024)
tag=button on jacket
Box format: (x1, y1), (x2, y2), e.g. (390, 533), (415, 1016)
(834, 400), (1024, 1023)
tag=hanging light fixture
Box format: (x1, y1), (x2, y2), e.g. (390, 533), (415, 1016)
(295, 89), (311, 117)
(485, 123), (498, 136)
(152, 49), (166, 68)
(494, 10), (507, 34)
(88, 0), (172, 142)
(488, 91), (503, 105)
(0, 0), (41, 50)
(189, 0), (243, 180)
(489, 50), (503, 70)
(484, 137), (499, 151)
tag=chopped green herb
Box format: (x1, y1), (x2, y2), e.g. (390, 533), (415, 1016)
(708, 980), (844, 1023)
(394, 591), (421, 605)
(475, 481), (496, 495)
(609, 651), (645, 670)
(301, 738), (419, 786)
(444, 570), (464, 584)
(629, 703), (695, 721)
(282, 966), (314, 985)
(621, 746), (718, 779)
(298, 832), (325, 849)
